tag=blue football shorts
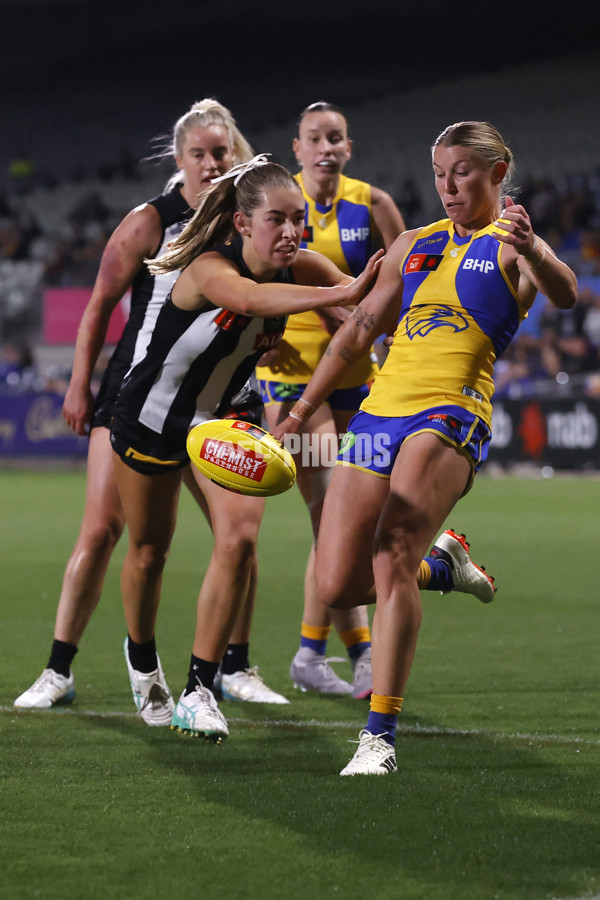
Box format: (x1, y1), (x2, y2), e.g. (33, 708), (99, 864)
(338, 405), (491, 487)
(258, 379), (369, 412)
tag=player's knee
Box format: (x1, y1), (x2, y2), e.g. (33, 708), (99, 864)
(315, 566), (353, 610)
(298, 467), (331, 518)
(373, 522), (423, 585)
(82, 515), (125, 556)
(215, 525), (258, 569)
(129, 543), (170, 577)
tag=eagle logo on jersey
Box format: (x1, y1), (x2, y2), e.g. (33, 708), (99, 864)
(404, 304), (469, 339)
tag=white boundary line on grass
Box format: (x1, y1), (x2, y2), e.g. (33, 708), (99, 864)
(3, 705), (600, 746)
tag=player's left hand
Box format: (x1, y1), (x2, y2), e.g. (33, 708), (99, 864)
(272, 415), (303, 445)
(493, 196), (536, 257)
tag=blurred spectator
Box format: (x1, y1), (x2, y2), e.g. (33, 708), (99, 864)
(0, 342), (35, 389)
(395, 176), (423, 228)
(538, 289), (598, 377)
(68, 191), (111, 231)
(0, 214), (43, 261)
(580, 230), (600, 274)
(581, 287), (600, 368)
(494, 335), (546, 397)
(519, 177), (560, 233)
(7, 149), (36, 195)
(67, 222), (112, 284)
(0, 188), (13, 217)
(42, 238), (76, 286)
(116, 145), (140, 180)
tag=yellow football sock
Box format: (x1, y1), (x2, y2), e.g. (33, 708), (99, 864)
(370, 693), (404, 715)
(339, 626), (371, 649)
(300, 622), (332, 655)
(300, 623), (332, 642)
(418, 559), (431, 588)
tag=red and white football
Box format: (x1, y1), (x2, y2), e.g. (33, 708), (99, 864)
(186, 419), (296, 497)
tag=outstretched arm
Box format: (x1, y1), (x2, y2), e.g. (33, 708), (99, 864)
(272, 232), (415, 439)
(172, 247), (384, 318)
(313, 189), (405, 338)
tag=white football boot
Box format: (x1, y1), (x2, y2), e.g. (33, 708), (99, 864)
(14, 668), (76, 709)
(170, 684), (229, 742)
(290, 647), (353, 695)
(124, 639), (174, 726)
(221, 667), (289, 704)
(340, 730), (398, 776)
(430, 529), (496, 604)
(350, 648), (373, 700)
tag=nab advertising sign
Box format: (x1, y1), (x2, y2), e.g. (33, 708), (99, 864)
(490, 399), (600, 470)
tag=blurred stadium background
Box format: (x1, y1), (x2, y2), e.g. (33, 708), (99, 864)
(1, 0), (600, 470)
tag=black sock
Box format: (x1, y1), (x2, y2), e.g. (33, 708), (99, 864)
(221, 642), (250, 675)
(126, 635), (158, 673)
(185, 655), (220, 695)
(47, 640), (78, 678)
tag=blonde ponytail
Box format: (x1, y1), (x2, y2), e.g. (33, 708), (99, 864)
(147, 176), (238, 274)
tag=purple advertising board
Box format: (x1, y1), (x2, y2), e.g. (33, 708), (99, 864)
(0, 391), (88, 458)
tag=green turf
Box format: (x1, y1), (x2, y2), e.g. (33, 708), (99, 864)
(1, 467), (599, 900)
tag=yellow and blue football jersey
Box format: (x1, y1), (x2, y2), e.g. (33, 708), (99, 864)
(256, 172), (378, 388)
(363, 219), (528, 426)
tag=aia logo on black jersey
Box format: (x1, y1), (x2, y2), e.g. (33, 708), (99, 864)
(405, 253), (443, 273)
(302, 225), (314, 243)
(254, 315), (286, 351)
(253, 331), (284, 351)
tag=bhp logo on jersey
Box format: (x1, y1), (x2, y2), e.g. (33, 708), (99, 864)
(406, 253), (443, 273)
(463, 258), (495, 273)
(200, 438), (267, 482)
(341, 227), (369, 242)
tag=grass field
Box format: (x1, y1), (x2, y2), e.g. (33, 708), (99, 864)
(1, 466), (599, 900)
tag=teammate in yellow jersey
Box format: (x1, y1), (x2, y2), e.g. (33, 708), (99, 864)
(275, 121), (578, 774)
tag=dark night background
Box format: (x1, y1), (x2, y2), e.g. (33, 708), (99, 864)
(3, 0), (599, 132)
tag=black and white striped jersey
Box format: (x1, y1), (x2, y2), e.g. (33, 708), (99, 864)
(111, 235), (290, 455)
(93, 184), (193, 427)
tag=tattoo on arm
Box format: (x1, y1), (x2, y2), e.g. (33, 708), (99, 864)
(354, 307), (375, 331)
(339, 345), (355, 364)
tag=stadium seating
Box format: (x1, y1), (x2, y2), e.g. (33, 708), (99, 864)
(1, 51), (598, 387)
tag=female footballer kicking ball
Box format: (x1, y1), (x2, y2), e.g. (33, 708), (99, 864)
(275, 121), (578, 775)
(258, 102), (492, 699)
